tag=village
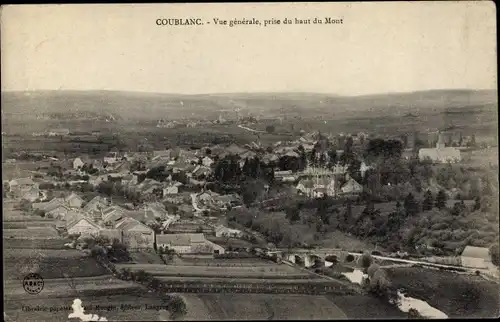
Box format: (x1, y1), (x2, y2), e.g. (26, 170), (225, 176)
(3, 108), (499, 321)
(3, 127), (497, 267)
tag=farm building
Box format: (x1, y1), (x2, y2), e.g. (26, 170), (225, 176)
(460, 246), (492, 269)
(156, 233), (225, 254)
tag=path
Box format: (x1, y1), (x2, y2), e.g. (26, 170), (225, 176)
(237, 124), (265, 133)
(190, 193), (207, 213)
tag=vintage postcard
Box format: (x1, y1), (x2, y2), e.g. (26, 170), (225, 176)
(2, 2), (498, 321)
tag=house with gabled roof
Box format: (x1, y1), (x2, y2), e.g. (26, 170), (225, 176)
(9, 177), (35, 195)
(163, 181), (182, 195)
(83, 196), (109, 213)
(45, 204), (71, 220)
(155, 233), (204, 253)
(65, 192), (85, 209)
(144, 202), (169, 220)
(67, 216), (101, 238)
(101, 205), (129, 225)
(22, 186), (42, 202)
(202, 156), (214, 167)
(82, 196), (109, 221)
(73, 157), (85, 170)
(115, 217), (155, 250)
(33, 197), (66, 212)
(460, 246), (491, 269)
(340, 176), (363, 195)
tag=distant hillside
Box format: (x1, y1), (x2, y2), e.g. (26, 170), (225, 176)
(1, 89), (497, 134)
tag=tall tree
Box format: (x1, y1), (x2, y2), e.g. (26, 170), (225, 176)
(422, 190), (434, 211)
(435, 190), (448, 210)
(327, 148), (338, 168)
(473, 196), (481, 211)
(404, 193), (420, 216)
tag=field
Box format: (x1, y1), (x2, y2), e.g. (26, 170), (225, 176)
(384, 266), (500, 318)
(3, 220), (58, 229)
(4, 248), (109, 280)
(2, 161), (40, 179)
(4, 290), (165, 322)
(3, 237), (71, 249)
(115, 262), (315, 279)
(2, 89), (497, 153)
(4, 227), (60, 239)
(182, 293), (348, 320)
(466, 148), (499, 168)
(172, 257), (278, 267)
(330, 294), (408, 319)
(128, 252), (165, 265)
(4, 275), (141, 298)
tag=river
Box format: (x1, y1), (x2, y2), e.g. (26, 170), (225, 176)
(341, 269), (448, 319)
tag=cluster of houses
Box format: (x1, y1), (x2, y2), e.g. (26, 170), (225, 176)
(27, 191), (237, 254)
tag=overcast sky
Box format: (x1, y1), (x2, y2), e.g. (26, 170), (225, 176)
(1, 2), (496, 95)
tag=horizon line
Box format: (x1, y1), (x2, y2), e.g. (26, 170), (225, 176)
(2, 87), (497, 98)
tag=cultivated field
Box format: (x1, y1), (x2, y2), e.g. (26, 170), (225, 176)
(181, 293), (348, 320)
(4, 290), (164, 322)
(128, 252), (165, 265)
(4, 275), (141, 299)
(384, 266), (500, 318)
(3, 237), (71, 249)
(3, 220), (58, 229)
(4, 227), (60, 239)
(172, 257), (278, 267)
(155, 276), (328, 284)
(330, 294), (408, 319)
(4, 248), (109, 280)
(115, 262), (314, 279)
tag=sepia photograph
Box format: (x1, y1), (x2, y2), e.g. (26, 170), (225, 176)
(1, 2), (498, 321)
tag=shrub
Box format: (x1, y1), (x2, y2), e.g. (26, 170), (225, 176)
(367, 263), (381, 278)
(408, 308), (423, 319)
(489, 243), (499, 266)
(359, 252), (374, 270)
(167, 295), (188, 320)
(90, 245), (106, 259)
